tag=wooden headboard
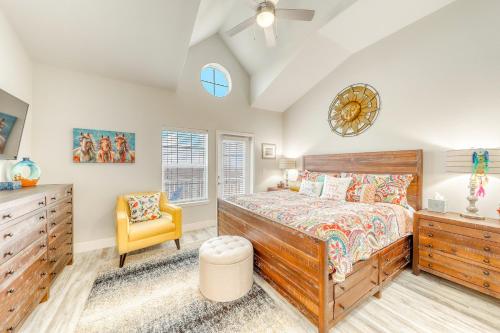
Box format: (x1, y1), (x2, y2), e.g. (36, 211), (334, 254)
(303, 150), (423, 210)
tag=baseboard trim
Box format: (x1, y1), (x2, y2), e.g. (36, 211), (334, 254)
(74, 219), (217, 253)
(74, 237), (116, 253)
(183, 219), (217, 232)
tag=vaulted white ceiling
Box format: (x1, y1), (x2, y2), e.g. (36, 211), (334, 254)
(0, 0), (200, 89)
(0, 0), (455, 111)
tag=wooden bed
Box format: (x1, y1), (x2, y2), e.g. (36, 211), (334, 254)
(217, 150), (423, 332)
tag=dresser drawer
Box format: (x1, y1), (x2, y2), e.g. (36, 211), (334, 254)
(0, 213), (47, 266)
(48, 237), (72, 263)
(48, 209), (72, 232)
(48, 220), (73, 246)
(334, 256), (378, 299)
(0, 194), (46, 226)
(420, 218), (500, 243)
(46, 185), (73, 205)
(419, 227), (500, 269)
(419, 249), (500, 294)
(0, 236), (47, 291)
(49, 251), (71, 283)
(0, 256), (48, 326)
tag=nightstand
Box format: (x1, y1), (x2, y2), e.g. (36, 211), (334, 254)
(413, 210), (500, 299)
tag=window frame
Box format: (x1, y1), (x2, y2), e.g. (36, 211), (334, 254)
(200, 63), (232, 98)
(161, 127), (209, 205)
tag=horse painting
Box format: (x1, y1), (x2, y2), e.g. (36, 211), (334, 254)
(73, 128), (135, 163)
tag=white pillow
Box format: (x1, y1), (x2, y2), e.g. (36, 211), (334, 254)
(299, 180), (323, 197)
(320, 176), (352, 201)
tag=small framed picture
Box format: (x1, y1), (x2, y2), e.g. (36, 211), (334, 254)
(262, 143), (276, 159)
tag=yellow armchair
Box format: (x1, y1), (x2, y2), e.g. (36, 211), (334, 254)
(116, 192), (182, 267)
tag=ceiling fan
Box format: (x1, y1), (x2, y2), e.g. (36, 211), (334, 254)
(226, 0), (315, 47)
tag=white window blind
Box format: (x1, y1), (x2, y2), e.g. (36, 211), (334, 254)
(222, 138), (247, 198)
(162, 129), (208, 203)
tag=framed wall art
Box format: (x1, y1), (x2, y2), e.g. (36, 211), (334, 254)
(73, 128), (135, 163)
(261, 143), (276, 159)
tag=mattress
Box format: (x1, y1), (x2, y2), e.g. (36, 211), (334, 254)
(226, 190), (413, 282)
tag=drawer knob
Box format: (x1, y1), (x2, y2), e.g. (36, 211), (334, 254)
(338, 303), (345, 310)
(428, 263), (433, 268)
(50, 272), (57, 276)
(67, 211), (72, 215)
(40, 244), (46, 249)
(484, 247), (491, 252)
(483, 271), (490, 276)
(372, 265), (377, 269)
(3, 251), (13, 258)
(428, 253), (433, 258)
(51, 234), (57, 238)
(40, 272), (47, 277)
(38, 201), (45, 206)
(385, 258), (389, 262)
(383, 271), (389, 276)
(39, 215), (45, 220)
(51, 196), (56, 200)
(66, 242), (72, 245)
(483, 258), (490, 264)
(7, 327), (13, 332)
(7, 288), (15, 294)
(66, 252), (72, 256)
(339, 285), (345, 291)
(66, 222), (72, 225)
(425, 244), (433, 249)
(50, 247), (56, 251)
(8, 307), (15, 312)
(428, 223), (434, 227)
(484, 282), (490, 288)
(40, 286), (47, 290)
(3, 232), (13, 238)
(427, 233), (433, 238)
(67, 232), (73, 235)
(39, 230), (46, 234)
(5, 270), (14, 277)
(484, 233), (491, 239)
(50, 209), (56, 213)
(2, 213), (12, 219)
(51, 222), (56, 226)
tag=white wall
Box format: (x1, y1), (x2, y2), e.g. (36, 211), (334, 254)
(0, 9), (32, 178)
(31, 35), (283, 247)
(283, 0), (500, 218)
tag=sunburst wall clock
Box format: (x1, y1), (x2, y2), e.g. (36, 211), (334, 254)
(328, 83), (381, 137)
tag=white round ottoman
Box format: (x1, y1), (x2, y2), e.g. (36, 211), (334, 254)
(199, 235), (253, 302)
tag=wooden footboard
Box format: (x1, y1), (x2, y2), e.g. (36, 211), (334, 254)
(218, 199), (412, 332)
(218, 199), (330, 332)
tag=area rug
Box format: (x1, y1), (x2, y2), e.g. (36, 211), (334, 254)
(76, 248), (302, 333)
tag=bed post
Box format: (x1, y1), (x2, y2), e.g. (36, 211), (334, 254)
(318, 240), (329, 333)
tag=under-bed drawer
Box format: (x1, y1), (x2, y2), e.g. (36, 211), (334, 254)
(380, 237), (411, 283)
(334, 256), (378, 299)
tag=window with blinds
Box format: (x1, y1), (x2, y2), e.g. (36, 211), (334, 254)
(221, 138), (247, 198)
(162, 129), (208, 203)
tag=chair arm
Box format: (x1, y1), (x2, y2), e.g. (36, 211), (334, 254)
(162, 203), (182, 237)
(115, 197), (130, 254)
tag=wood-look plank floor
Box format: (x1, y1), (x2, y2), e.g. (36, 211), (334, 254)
(20, 227), (500, 333)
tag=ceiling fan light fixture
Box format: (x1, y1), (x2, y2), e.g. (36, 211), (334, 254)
(256, 6), (275, 28)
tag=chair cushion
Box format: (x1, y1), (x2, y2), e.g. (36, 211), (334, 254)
(127, 193), (162, 223)
(128, 216), (175, 242)
(199, 236), (253, 265)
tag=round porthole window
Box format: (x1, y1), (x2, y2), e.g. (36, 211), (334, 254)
(200, 63), (231, 98)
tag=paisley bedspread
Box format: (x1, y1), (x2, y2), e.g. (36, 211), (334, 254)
(225, 190), (412, 282)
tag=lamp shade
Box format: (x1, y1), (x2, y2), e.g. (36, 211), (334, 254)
(446, 149), (500, 174)
(278, 158), (296, 170)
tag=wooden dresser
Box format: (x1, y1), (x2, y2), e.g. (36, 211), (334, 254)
(0, 184), (73, 332)
(413, 210), (500, 299)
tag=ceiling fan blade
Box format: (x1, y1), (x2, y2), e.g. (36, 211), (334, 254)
(263, 26), (276, 47)
(275, 8), (315, 21)
(226, 16), (255, 37)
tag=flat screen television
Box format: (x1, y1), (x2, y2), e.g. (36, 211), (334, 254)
(0, 88), (29, 160)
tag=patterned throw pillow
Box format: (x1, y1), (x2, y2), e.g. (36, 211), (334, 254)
(320, 176), (352, 201)
(342, 173), (413, 207)
(299, 180), (323, 197)
(127, 193), (162, 223)
(359, 184), (377, 204)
